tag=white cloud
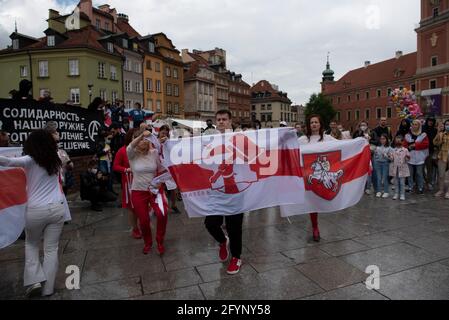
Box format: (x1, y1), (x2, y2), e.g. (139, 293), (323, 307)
(0, 0), (420, 104)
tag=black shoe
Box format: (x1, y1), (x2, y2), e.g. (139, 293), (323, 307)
(91, 204), (103, 212)
(419, 190), (424, 195)
(171, 207), (181, 214)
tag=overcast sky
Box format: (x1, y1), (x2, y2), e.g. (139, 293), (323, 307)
(0, 0), (420, 105)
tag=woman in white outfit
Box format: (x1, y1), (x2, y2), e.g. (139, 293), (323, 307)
(299, 115), (337, 242)
(0, 130), (65, 298)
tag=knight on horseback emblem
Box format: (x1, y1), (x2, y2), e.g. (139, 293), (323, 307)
(305, 153), (344, 200)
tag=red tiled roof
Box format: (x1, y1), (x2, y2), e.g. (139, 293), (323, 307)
(251, 80), (291, 103)
(324, 52), (417, 95)
(116, 19), (141, 38)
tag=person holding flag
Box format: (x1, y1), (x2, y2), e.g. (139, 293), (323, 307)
(0, 130), (66, 298)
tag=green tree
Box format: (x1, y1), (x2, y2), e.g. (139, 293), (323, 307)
(304, 93), (337, 128)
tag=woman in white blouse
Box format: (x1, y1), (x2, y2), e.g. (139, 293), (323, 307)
(0, 130), (65, 298)
(299, 115), (337, 242)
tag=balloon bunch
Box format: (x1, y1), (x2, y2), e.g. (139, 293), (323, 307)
(390, 88), (423, 121)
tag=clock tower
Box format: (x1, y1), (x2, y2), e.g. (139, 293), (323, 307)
(415, 0), (449, 116)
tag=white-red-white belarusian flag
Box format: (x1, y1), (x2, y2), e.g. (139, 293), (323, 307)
(162, 128), (305, 217)
(281, 138), (371, 216)
(0, 166), (27, 249)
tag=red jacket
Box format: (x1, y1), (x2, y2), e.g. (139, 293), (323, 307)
(113, 146), (130, 174)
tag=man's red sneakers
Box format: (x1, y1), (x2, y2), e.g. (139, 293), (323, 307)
(143, 244), (152, 255)
(157, 243), (165, 256)
(132, 228), (142, 239)
(219, 236), (230, 262)
(227, 258), (242, 275)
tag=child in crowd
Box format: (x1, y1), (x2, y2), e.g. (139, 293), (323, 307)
(373, 134), (393, 198)
(390, 135), (411, 201)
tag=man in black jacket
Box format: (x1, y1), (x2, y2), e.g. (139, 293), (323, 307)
(80, 160), (117, 212)
(423, 117), (438, 190)
(373, 117), (393, 145)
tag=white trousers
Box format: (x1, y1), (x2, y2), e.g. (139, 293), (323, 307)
(24, 202), (65, 296)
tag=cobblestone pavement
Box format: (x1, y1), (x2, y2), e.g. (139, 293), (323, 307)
(1, 192), (449, 300)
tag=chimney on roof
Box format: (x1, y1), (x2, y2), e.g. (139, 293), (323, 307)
(395, 51), (403, 59)
(364, 61), (371, 68)
(79, 0), (93, 22)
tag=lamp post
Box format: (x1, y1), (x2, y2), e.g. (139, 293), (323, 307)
(88, 83), (93, 104)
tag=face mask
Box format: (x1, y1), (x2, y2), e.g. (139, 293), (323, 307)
(90, 169), (98, 175)
(105, 139), (111, 144)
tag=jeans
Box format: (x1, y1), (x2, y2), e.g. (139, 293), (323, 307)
(374, 161), (390, 194)
(205, 214), (244, 259)
(395, 176), (406, 196)
(99, 160), (113, 192)
(408, 164), (424, 192)
(24, 202), (65, 296)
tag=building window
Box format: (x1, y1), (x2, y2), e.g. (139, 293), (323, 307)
(387, 107), (392, 119)
(433, 7), (439, 17)
(267, 104), (272, 110)
(107, 42), (114, 53)
(337, 97), (341, 104)
(146, 79), (153, 91)
(366, 91), (370, 100)
(70, 88), (80, 104)
(125, 80), (131, 92)
(347, 110), (352, 121)
(39, 61), (49, 77)
(147, 99), (153, 111)
(156, 80), (161, 93)
(167, 102), (172, 114)
(336, 112), (341, 121)
(135, 81), (142, 94)
(347, 95), (351, 102)
(125, 100), (132, 108)
(355, 110), (360, 121)
(155, 62), (161, 72)
(47, 35), (55, 47)
(111, 91), (118, 104)
(20, 65), (28, 78)
(174, 103), (179, 114)
(252, 105), (256, 111)
(122, 39), (128, 48)
(135, 62), (142, 74)
(365, 109), (370, 120)
(174, 85), (179, 97)
(149, 42), (155, 53)
(166, 84), (172, 96)
(376, 108), (382, 119)
(100, 89), (107, 101)
(166, 67), (171, 77)
(387, 88), (392, 96)
(411, 83), (416, 92)
(430, 80), (437, 89)
(261, 104), (266, 111)
(110, 65), (117, 80)
(12, 39), (19, 50)
(68, 59), (79, 76)
(98, 62), (106, 78)
(173, 68), (178, 79)
(156, 100), (161, 112)
(431, 56), (438, 67)
(377, 89), (381, 98)
(146, 60), (152, 70)
(261, 114), (266, 122)
(356, 93), (360, 101)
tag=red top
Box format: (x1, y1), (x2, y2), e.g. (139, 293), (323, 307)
(113, 146), (130, 174)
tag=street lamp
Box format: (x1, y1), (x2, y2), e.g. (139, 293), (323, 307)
(88, 83), (94, 104)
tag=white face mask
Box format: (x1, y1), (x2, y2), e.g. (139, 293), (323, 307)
(90, 168), (98, 175)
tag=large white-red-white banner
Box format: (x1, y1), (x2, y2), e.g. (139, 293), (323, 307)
(0, 148), (27, 249)
(162, 128), (305, 217)
(281, 138), (371, 217)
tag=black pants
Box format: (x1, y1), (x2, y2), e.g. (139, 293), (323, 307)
(205, 214), (244, 259)
(87, 186), (117, 205)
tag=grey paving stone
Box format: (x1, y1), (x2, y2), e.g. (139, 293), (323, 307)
(281, 247), (331, 264)
(318, 240), (370, 257)
(352, 233), (402, 249)
(162, 249), (222, 272)
(378, 263), (449, 300)
(248, 253), (296, 273)
(141, 268), (202, 294)
(405, 234), (449, 259)
(341, 242), (441, 276)
(196, 262), (258, 283)
(132, 285), (205, 300)
(301, 283), (388, 300)
(200, 267), (323, 300)
(295, 258), (367, 291)
(62, 277), (142, 300)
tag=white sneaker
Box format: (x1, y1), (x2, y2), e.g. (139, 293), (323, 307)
(376, 192), (382, 198)
(382, 193), (389, 199)
(25, 283), (42, 299)
(400, 195), (406, 201)
(435, 191), (444, 198)
(445, 193), (449, 200)
(393, 194), (398, 200)
(365, 189), (372, 195)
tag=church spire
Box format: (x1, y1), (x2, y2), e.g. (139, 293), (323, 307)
(322, 52), (335, 82)
(14, 19), (17, 33)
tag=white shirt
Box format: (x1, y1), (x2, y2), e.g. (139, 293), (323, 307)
(298, 134), (336, 146)
(0, 155), (64, 208)
(126, 147), (162, 191)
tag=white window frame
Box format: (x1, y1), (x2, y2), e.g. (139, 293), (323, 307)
(69, 59), (79, 76)
(166, 83), (172, 96)
(135, 81), (142, 94)
(122, 39), (128, 48)
(100, 89), (107, 102)
(111, 91), (118, 104)
(70, 88), (80, 104)
(12, 39), (19, 50)
(135, 62), (142, 74)
(107, 42), (114, 53)
(173, 68), (178, 79)
(39, 60), (49, 77)
(98, 62), (106, 78)
(431, 55), (438, 67)
(156, 80), (161, 93)
(166, 67), (171, 77)
(20, 65), (28, 77)
(146, 79), (153, 91)
(149, 42), (155, 53)
(174, 85), (179, 97)
(125, 80), (131, 92)
(156, 100), (161, 112)
(110, 65), (117, 80)
(47, 35), (55, 47)
(147, 99), (153, 111)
